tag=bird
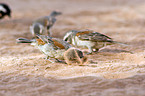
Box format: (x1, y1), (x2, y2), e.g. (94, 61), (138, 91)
(0, 3), (11, 19)
(17, 35), (87, 64)
(30, 11), (62, 38)
(30, 23), (47, 39)
(63, 29), (127, 54)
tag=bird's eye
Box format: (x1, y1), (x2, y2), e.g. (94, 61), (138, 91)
(64, 38), (68, 41)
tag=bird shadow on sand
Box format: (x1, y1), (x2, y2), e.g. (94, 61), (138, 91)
(99, 48), (133, 54)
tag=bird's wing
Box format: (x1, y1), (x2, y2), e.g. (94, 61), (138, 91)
(53, 38), (72, 50)
(52, 39), (66, 49)
(76, 30), (112, 42)
(35, 16), (48, 26)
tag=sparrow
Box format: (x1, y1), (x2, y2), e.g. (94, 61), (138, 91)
(17, 35), (87, 64)
(30, 11), (62, 38)
(0, 3), (11, 19)
(63, 29), (127, 54)
(30, 23), (47, 38)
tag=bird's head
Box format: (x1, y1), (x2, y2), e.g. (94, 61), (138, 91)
(0, 3), (11, 18)
(63, 30), (77, 44)
(50, 11), (62, 17)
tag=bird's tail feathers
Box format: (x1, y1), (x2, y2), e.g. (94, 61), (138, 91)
(111, 41), (128, 46)
(16, 38), (34, 43)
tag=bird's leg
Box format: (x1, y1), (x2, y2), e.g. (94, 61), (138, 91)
(45, 56), (54, 63)
(86, 46), (93, 55)
(47, 29), (51, 36)
(55, 59), (65, 63)
(86, 52), (92, 55)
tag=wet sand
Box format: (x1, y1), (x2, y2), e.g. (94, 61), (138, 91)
(0, 0), (145, 96)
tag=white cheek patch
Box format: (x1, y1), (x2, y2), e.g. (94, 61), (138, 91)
(0, 5), (6, 12)
(63, 32), (72, 41)
(38, 24), (44, 34)
(30, 26), (34, 36)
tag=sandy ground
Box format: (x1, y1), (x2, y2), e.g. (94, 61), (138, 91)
(0, 0), (145, 96)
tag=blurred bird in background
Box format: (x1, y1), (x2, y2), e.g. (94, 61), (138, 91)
(30, 11), (62, 38)
(0, 3), (11, 19)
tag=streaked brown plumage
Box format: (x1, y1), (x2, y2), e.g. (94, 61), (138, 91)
(63, 29), (127, 54)
(17, 35), (87, 64)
